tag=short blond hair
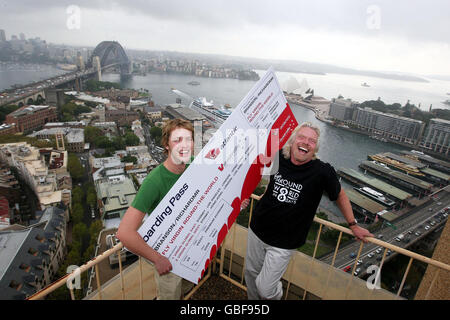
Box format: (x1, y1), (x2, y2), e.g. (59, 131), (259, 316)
(282, 122), (320, 160)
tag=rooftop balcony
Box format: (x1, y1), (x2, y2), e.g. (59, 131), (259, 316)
(28, 194), (450, 301)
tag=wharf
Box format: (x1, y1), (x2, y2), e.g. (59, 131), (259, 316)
(421, 167), (450, 185)
(359, 160), (434, 194)
(401, 150), (450, 174)
(337, 167), (413, 202)
(368, 153), (424, 177)
(345, 188), (393, 220)
(382, 152), (427, 169)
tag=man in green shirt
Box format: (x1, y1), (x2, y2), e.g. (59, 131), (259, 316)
(117, 119), (194, 299)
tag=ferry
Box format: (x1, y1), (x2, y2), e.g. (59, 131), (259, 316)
(354, 186), (396, 208)
(189, 97), (231, 127)
(368, 154), (425, 176)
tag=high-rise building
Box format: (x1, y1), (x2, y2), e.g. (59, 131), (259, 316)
(329, 98), (358, 122)
(0, 29), (6, 42)
(421, 118), (450, 156)
(354, 107), (425, 144)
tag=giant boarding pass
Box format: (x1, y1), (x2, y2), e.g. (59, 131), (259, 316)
(137, 68), (298, 283)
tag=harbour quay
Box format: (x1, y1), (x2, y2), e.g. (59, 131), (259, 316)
(337, 150), (450, 225)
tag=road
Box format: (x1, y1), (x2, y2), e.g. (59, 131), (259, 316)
(319, 191), (450, 277)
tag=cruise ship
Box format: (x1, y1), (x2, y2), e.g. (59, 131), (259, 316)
(354, 186), (396, 208)
(189, 97), (232, 127)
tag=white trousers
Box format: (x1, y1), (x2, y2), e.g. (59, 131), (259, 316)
(154, 271), (182, 300)
(244, 228), (295, 300)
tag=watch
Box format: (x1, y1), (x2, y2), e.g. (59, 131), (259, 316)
(348, 220), (358, 227)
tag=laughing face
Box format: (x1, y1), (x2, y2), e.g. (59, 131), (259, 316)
(290, 126), (318, 166)
(167, 127), (193, 165)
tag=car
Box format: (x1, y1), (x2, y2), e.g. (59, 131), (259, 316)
(377, 234), (384, 239)
(354, 268), (361, 276)
(430, 221), (436, 226)
(367, 252), (374, 258)
(91, 209), (95, 219)
(376, 248), (382, 254)
(415, 231), (421, 236)
(343, 265), (351, 273)
(357, 259), (363, 265)
(425, 225), (430, 230)
(349, 252), (356, 258)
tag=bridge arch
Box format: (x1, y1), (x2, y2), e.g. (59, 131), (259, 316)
(88, 41), (130, 75)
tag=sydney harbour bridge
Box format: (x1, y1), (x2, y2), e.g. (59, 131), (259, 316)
(0, 41), (131, 107)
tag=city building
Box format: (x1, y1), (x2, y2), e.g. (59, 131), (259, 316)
(144, 106), (164, 122)
(0, 166), (21, 211)
(0, 29), (6, 42)
(328, 98), (358, 122)
(29, 127), (85, 153)
(420, 118), (450, 156)
(95, 174), (137, 229)
(354, 107), (425, 145)
(0, 123), (18, 136)
(131, 120), (145, 145)
(0, 206), (67, 300)
(125, 145), (158, 169)
(0, 143), (72, 210)
(5, 105), (58, 133)
(65, 129), (85, 153)
(105, 109), (139, 126)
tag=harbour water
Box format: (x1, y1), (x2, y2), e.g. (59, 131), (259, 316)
(1, 66), (444, 221)
(102, 71), (416, 221)
(0, 63), (66, 90)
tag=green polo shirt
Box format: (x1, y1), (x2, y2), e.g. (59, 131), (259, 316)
(131, 161), (190, 215)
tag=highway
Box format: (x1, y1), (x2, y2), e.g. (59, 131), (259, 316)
(319, 190), (450, 277)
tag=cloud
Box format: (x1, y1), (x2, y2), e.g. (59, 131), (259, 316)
(1, 0), (449, 75)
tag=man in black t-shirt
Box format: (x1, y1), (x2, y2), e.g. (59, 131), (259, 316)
(244, 122), (373, 300)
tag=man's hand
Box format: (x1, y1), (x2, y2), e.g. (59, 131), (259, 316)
(241, 198), (250, 210)
(350, 225), (374, 243)
(154, 254), (173, 275)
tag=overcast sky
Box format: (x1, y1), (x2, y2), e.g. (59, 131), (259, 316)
(1, 0), (449, 76)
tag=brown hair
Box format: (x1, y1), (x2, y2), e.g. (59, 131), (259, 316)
(161, 119), (194, 155)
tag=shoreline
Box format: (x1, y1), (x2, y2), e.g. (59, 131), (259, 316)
(287, 97), (449, 161)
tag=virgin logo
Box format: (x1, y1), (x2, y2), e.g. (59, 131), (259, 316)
(205, 148), (220, 160)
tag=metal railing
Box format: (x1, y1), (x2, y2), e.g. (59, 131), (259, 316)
(28, 194), (450, 300)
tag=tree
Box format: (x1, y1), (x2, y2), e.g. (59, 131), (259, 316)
(86, 192), (97, 209)
(84, 126), (104, 145)
(124, 132), (140, 146)
(150, 126), (162, 143)
(112, 136), (125, 150)
(68, 154), (84, 180)
(72, 223), (89, 251)
(72, 186), (84, 204)
(94, 135), (113, 149)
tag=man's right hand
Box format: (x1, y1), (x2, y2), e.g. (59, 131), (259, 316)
(154, 254), (173, 275)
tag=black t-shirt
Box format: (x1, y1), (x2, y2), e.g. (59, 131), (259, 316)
(250, 155), (341, 249)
